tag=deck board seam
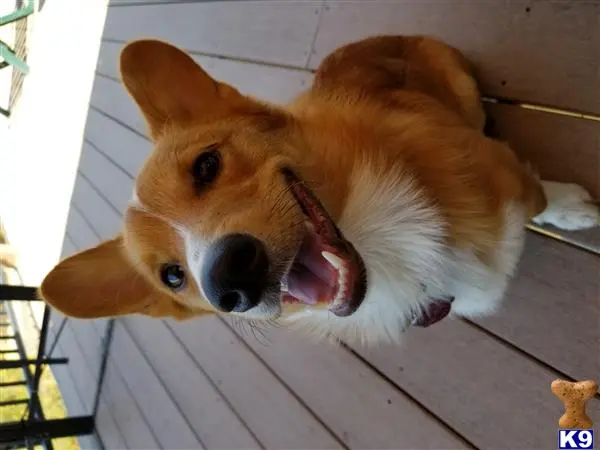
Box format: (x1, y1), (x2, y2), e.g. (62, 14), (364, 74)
(63, 321), (130, 447)
(89, 319), (163, 448)
(89, 102), (148, 141)
(92, 320), (117, 448)
(63, 232), (79, 249)
(63, 321), (99, 392)
(51, 341), (88, 417)
(70, 204), (103, 241)
(102, 353), (162, 448)
(97, 40), (600, 121)
(304, 0), (326, 69)
(100, 38), (320, 75)
(341, 342), (478, 449)
(54, 339), (108, 450)
(76, 171), (125, 218)
(463, 317), (600, 394)
(216, 317), (349, 449)
(83, 138), (136, 180)
(109, 0), (256, 7)
(526, 226), (600, 257)
(119, 320), (208, 449)
(162, 321), (267, 449)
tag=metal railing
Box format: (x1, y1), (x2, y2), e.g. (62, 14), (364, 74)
(0, 284), (105, 449)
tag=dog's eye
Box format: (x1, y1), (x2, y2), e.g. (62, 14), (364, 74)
(160, 263), (186, 290)
(192, 147), (221, 187)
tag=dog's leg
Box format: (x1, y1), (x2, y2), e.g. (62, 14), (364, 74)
(532, 181), (600, 230)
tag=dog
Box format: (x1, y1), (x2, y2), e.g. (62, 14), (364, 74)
(40, 35), (599, 345)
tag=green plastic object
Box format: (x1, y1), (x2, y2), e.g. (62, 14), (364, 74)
(0, 40), (29, 75)
(0, 0), (35, 117)
(0, 0), (35, 27)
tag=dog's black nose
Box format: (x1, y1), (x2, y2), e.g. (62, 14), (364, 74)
(201, 233), (269, 313)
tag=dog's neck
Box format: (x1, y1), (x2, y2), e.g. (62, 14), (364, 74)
(284, 155), (451, 344)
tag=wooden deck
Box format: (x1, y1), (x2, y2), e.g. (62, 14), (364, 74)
(25, 1), (600, 449)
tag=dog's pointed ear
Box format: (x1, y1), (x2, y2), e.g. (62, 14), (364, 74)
(39, 236), (208, 320)
(119, 39), (246, 139)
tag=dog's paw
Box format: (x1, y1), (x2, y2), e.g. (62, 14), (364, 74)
(533, 181), (600, 231)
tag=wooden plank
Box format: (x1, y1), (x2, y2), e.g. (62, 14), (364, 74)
(95, 400), (128, 450)
(165, 316), (344, 449)
(486, 103), (600, 252)
(123, 317), (262, 449)
(47, 341), (104, 450)
(102, 359), (160, 449)
(110, 0), (195, 4)
(48, 343), (87, 416)
(351, 319), (600, 450)
(232, 324), (467, 449)
(66, 307), (158, 450)
(71, 174), (122, 239)
(102, 1), (322, 67)
(84, 108), (151, 176)
(311, 1), (600, 114)
(474, 232), (600, 380)
(487, 103), (600, 200)
(66, 208), (101, 250)
(77, 433), (103, 450)
(91, 75), (148, 136)
(97, 40), (312, 105)
(109, 322), (203, 448)
(56, 323), (98, 411)
(49, 302), (149, 449)
(47, 311), (114, 450)
(78, 142), (134, 213)
(69, 319), (108, 381)
(60, 238), (78, 259)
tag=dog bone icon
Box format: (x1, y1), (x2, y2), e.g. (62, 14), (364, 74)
(551, 379), (598, 429)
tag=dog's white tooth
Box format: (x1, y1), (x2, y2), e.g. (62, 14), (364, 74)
(331, 293), (345, 308)
(321, 251), (343, 269)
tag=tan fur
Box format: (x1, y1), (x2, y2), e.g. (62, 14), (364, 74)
(39, 35), (547, 323)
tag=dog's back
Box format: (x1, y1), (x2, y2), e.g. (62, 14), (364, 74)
(298, 35), (485, 130)
(291, 35), (546, 264)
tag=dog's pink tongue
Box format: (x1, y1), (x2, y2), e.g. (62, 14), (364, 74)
(296, 228), (338, 283)
(285, 227), (338, 304)
(286, 270), (331, 304)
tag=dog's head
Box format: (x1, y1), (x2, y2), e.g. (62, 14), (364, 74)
(40, 40), (367, 323)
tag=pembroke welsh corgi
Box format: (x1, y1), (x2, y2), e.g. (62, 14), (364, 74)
(40, 36), (599, 345)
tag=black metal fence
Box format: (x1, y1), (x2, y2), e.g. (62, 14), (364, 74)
(0, 284), (110, 449)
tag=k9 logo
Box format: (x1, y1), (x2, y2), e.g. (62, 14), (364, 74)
(558, 430), (594, 449)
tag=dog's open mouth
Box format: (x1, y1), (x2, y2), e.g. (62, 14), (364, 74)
(280, 170), (367, 317)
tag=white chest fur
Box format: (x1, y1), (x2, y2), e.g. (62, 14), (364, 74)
(284, 165), (527, 346)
